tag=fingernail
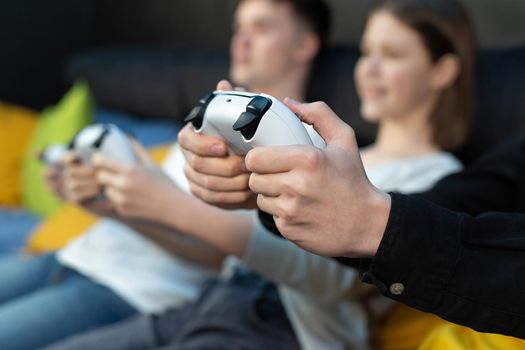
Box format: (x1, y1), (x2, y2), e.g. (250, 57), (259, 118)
(211, 143), (226, 156)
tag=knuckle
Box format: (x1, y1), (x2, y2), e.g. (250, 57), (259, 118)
(203, 176), (215, 189)
(303, 148), (324, 170)
(190, 154), (204, 172)
(313, 101), (328, 111)
(226, 159), (241, 177)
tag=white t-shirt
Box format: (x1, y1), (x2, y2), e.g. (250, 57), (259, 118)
(239, 151), (462, 350)
(58, 144), (219, 314)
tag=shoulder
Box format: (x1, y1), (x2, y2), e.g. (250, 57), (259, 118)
(367, 152), (463, 194)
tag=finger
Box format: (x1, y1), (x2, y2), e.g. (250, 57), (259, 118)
(216, 80), (234, 91)
(63, 165), (97, 181)
(92, 153), (133, 174)
(178, 124), (228, 157)
(189, 181), (253, 206)
(284, 98), (356, 149)
(130, 138), (154, 167)
(248, 173), (282, 197)
(96, 170), (126, 189)
(256, 195), (280, 218)
(183, 150), (247, 177)
(184, 163), (250, 192)
(104, 186), (127, 209)
(65, 183), (102, 202)
(245, 145), (318, 174)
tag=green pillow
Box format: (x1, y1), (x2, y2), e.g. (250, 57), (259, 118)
(21, 81), (94, 217)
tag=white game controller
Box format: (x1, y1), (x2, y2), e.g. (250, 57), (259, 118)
(185, 91), (326, 154)
(40, 123), (137, 166)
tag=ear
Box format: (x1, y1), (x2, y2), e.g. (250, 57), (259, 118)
(430, 54), (460, 91)
(294, 32), (321, 65)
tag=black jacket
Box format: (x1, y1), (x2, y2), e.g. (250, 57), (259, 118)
(259, 137), (525, 338)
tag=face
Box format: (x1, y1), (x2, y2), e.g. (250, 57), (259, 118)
(230, 0), (310, 89)
(355, 11), (438, 123)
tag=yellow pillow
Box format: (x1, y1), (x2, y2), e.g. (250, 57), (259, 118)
(25, 143), (173, 253)
(25, 203), (98, 253)
(373, 304), (445, 350)
(419, 322), (525, 350)
(0, 103), (38, 207)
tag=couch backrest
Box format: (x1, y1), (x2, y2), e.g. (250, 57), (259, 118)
(68, 44), (525, 164)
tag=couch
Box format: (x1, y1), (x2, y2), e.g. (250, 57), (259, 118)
(1, 42), (525, 349)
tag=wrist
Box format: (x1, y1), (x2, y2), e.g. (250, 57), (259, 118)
(349, 188), (391, 258)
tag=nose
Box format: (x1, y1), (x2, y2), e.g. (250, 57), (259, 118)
(233, 29), (252, 48)
(363, 54), (381, 77)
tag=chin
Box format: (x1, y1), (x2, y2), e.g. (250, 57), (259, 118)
(360, 105), (384, 123)
(230, 69), (252, 88)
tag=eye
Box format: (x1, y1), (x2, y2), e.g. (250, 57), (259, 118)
(382, 47), (404, 59)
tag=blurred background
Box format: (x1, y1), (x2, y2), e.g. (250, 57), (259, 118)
(2, 0), (525, 109)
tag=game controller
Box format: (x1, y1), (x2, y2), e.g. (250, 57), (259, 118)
(40, 123), (137, 166)
(185, 91), (326, 154)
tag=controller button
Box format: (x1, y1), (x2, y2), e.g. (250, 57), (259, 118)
(233, 112), (260, 140)
(246, 96), (272, 117)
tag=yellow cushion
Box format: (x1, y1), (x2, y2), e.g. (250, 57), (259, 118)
(0, 103), (38, 207)
(373, 304), (445, 350)
(25, 143), (173, 253)
(25, 203), (98, 253)
(419, 322), (525, 350)
(149, 143), (172, 164)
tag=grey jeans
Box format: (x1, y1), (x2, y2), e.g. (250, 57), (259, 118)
(46, 269), (299, 350)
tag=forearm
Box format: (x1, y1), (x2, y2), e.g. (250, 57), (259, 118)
(242, 220), (363, 302)
(359, 193), (525, 338)
(159, 190), (254, 258)
(124, 219), (226, 268)
(85, 199), (226, 268)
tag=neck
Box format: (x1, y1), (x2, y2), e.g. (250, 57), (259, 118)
(374, 118), (438, 157)
(250, 66), (310, 102)
(362, 100), (441, 167)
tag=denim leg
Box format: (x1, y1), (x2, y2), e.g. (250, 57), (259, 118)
(0, 270), (137, 350)
(0, 253), (62, 303)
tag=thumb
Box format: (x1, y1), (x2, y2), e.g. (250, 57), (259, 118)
(216, 80), (234, 91)
(284, 98), (357, 150)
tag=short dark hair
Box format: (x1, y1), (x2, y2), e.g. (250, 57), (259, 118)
(239, 0), (332, 47)
(371, 0), (477, 151)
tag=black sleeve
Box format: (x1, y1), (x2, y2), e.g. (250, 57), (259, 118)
(359, 193), (525, 339)
(258, 210), (279, 235)
(417, 137), (525, 214)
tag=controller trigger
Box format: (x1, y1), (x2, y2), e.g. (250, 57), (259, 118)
(184, 92), (216, 129)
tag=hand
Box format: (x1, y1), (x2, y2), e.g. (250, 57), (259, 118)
(246, 99), (391, 258)
(56, 152), (103, 203)
(93, 143), (182, 224)
(178, 80), (257, 209)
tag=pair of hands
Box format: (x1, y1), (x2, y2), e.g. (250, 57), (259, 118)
(179, 81), (391, 258)
(45, 140), (177, 224)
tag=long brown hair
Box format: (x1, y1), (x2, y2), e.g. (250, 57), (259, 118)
(371, 0), (477, 151)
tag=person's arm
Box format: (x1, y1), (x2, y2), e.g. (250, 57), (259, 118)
(359, 193), (525, 339)
(245, 99), (525, 338)
(418, 137), (525, 214)
(47, 150), (226, 268)
(241, 220), (364, 302)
